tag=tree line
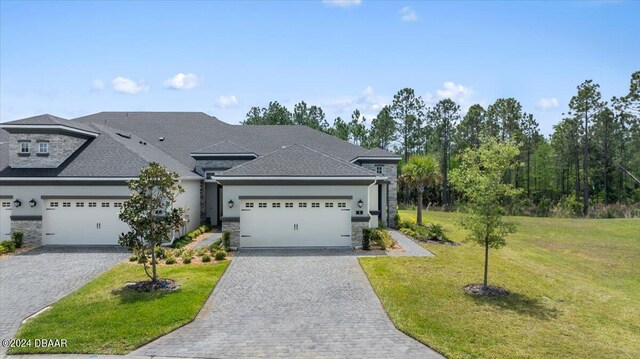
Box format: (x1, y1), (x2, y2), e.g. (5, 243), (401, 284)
(242, 71), (640, 217)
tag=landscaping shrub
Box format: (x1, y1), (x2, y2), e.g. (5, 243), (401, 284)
(11, 232), (24, 248)
(202, 255), (211, 262)
(426, 223), (449, 241)
(370, 229), (395, 250)
(165, 257), (176, 265)
(222, 231), (231, 250)
(362, 228), (372, 250)
(137, 254), (148, 264)
(214, 249), (227, 261)
(1, 240), (16, 253)
(182, 256), (192, 264)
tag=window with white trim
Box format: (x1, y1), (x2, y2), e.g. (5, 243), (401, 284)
(376, 165), (384, 175)
(20, 142), (30, 153)
(39, 142), (49, 154)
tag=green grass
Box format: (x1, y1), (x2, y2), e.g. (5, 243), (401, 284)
(9, 262), (229, 354)
(360, 210), (640, 359)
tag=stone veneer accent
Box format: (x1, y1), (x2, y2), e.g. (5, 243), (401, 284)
(9, 133), (86, 168)
(221, 221), (240, 249)
(351, 221), (367, 249)
(194, 159), (249, 177)
(199, 181), (206, 224)
(360, 162), (398, 228)
(12, 219), (42, 246)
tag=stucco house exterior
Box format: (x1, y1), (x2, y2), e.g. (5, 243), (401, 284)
(0, 112), (399, 249)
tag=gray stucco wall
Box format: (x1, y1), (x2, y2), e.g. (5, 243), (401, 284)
(9, 133), (87, 168)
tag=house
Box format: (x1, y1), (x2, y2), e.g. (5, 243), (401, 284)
(0, 112), (399, 249)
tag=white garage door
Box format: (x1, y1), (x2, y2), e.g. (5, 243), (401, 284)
(0, 200), (11, 241)
(240, 199), (351, 248)
(43, 199), (130, 245)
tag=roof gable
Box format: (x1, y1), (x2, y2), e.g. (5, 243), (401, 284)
(217, 144), (378, 177)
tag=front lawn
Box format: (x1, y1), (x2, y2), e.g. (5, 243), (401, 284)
(9, 262), (229, 354)
(360, 210), (640, 358)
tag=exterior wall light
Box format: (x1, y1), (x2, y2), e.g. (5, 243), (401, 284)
(357, 199), (364, 208)
(13, 199), (21, 207)
(228, 199), (234, 208)
(29, 199), (37, 207)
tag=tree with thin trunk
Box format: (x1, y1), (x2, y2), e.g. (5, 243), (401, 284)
(401, 154), (441, 225)
(450, 138), (521, 289)
(118, 162), (186, 283)
(569, 80), (604, 216)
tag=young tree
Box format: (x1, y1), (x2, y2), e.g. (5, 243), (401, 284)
(450, 138), (521, 289)
(370, 106), (397, 150)
(401, 154), (441, 225)
(569, 80), (604, 215)
(119, 163), (186, 283)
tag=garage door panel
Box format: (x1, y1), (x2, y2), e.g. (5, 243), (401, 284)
(240, 199), (351, 248)
(43, 199), (129, 245)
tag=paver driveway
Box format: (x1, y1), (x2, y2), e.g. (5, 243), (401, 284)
(135, 249), (442, 358)
(0, 246), (127, 355)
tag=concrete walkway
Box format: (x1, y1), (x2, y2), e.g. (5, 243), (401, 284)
(386, 229), (434, 257)
(191, 231), (222, 249)
(134, 249), (442, 358)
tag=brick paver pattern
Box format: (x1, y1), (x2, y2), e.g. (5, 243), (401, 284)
(135, 249), (443, 358)
(0, 246), (127, 355)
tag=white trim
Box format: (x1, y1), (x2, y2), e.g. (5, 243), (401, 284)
(0, 124), (100, 137)
(350, 156), (402, 163)
(0, 175), (202, 181)
(191, 153), (257, 158)
(213, 176), (386, 181)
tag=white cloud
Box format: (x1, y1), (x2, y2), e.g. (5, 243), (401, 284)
(215, 95), (239, 108)
(424, 82), (477, 113)
(322, 0), (361, 7)
(536, 97), (560, 111)
(111, 76), (149, 94)
(164, 73), (201, 90)
(90, 79), (104, 92)
(399, 6), (418, 22)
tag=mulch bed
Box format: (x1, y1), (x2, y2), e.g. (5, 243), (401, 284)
(463, 284), (510, 296)
(126, 278), (180, 292)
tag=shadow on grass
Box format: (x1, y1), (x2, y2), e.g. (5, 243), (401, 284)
(111, 285), (178, 304)
(468, 291), (559, 320)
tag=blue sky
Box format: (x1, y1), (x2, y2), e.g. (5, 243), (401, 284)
(1, 0), (638, 135)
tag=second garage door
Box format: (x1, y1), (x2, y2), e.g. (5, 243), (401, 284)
(240, 199), (351, 247)
(43, 199), (130, 245)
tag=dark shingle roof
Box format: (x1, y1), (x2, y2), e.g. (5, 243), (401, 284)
(1, 111), (399, 178)
(217, 144), (378, 177)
